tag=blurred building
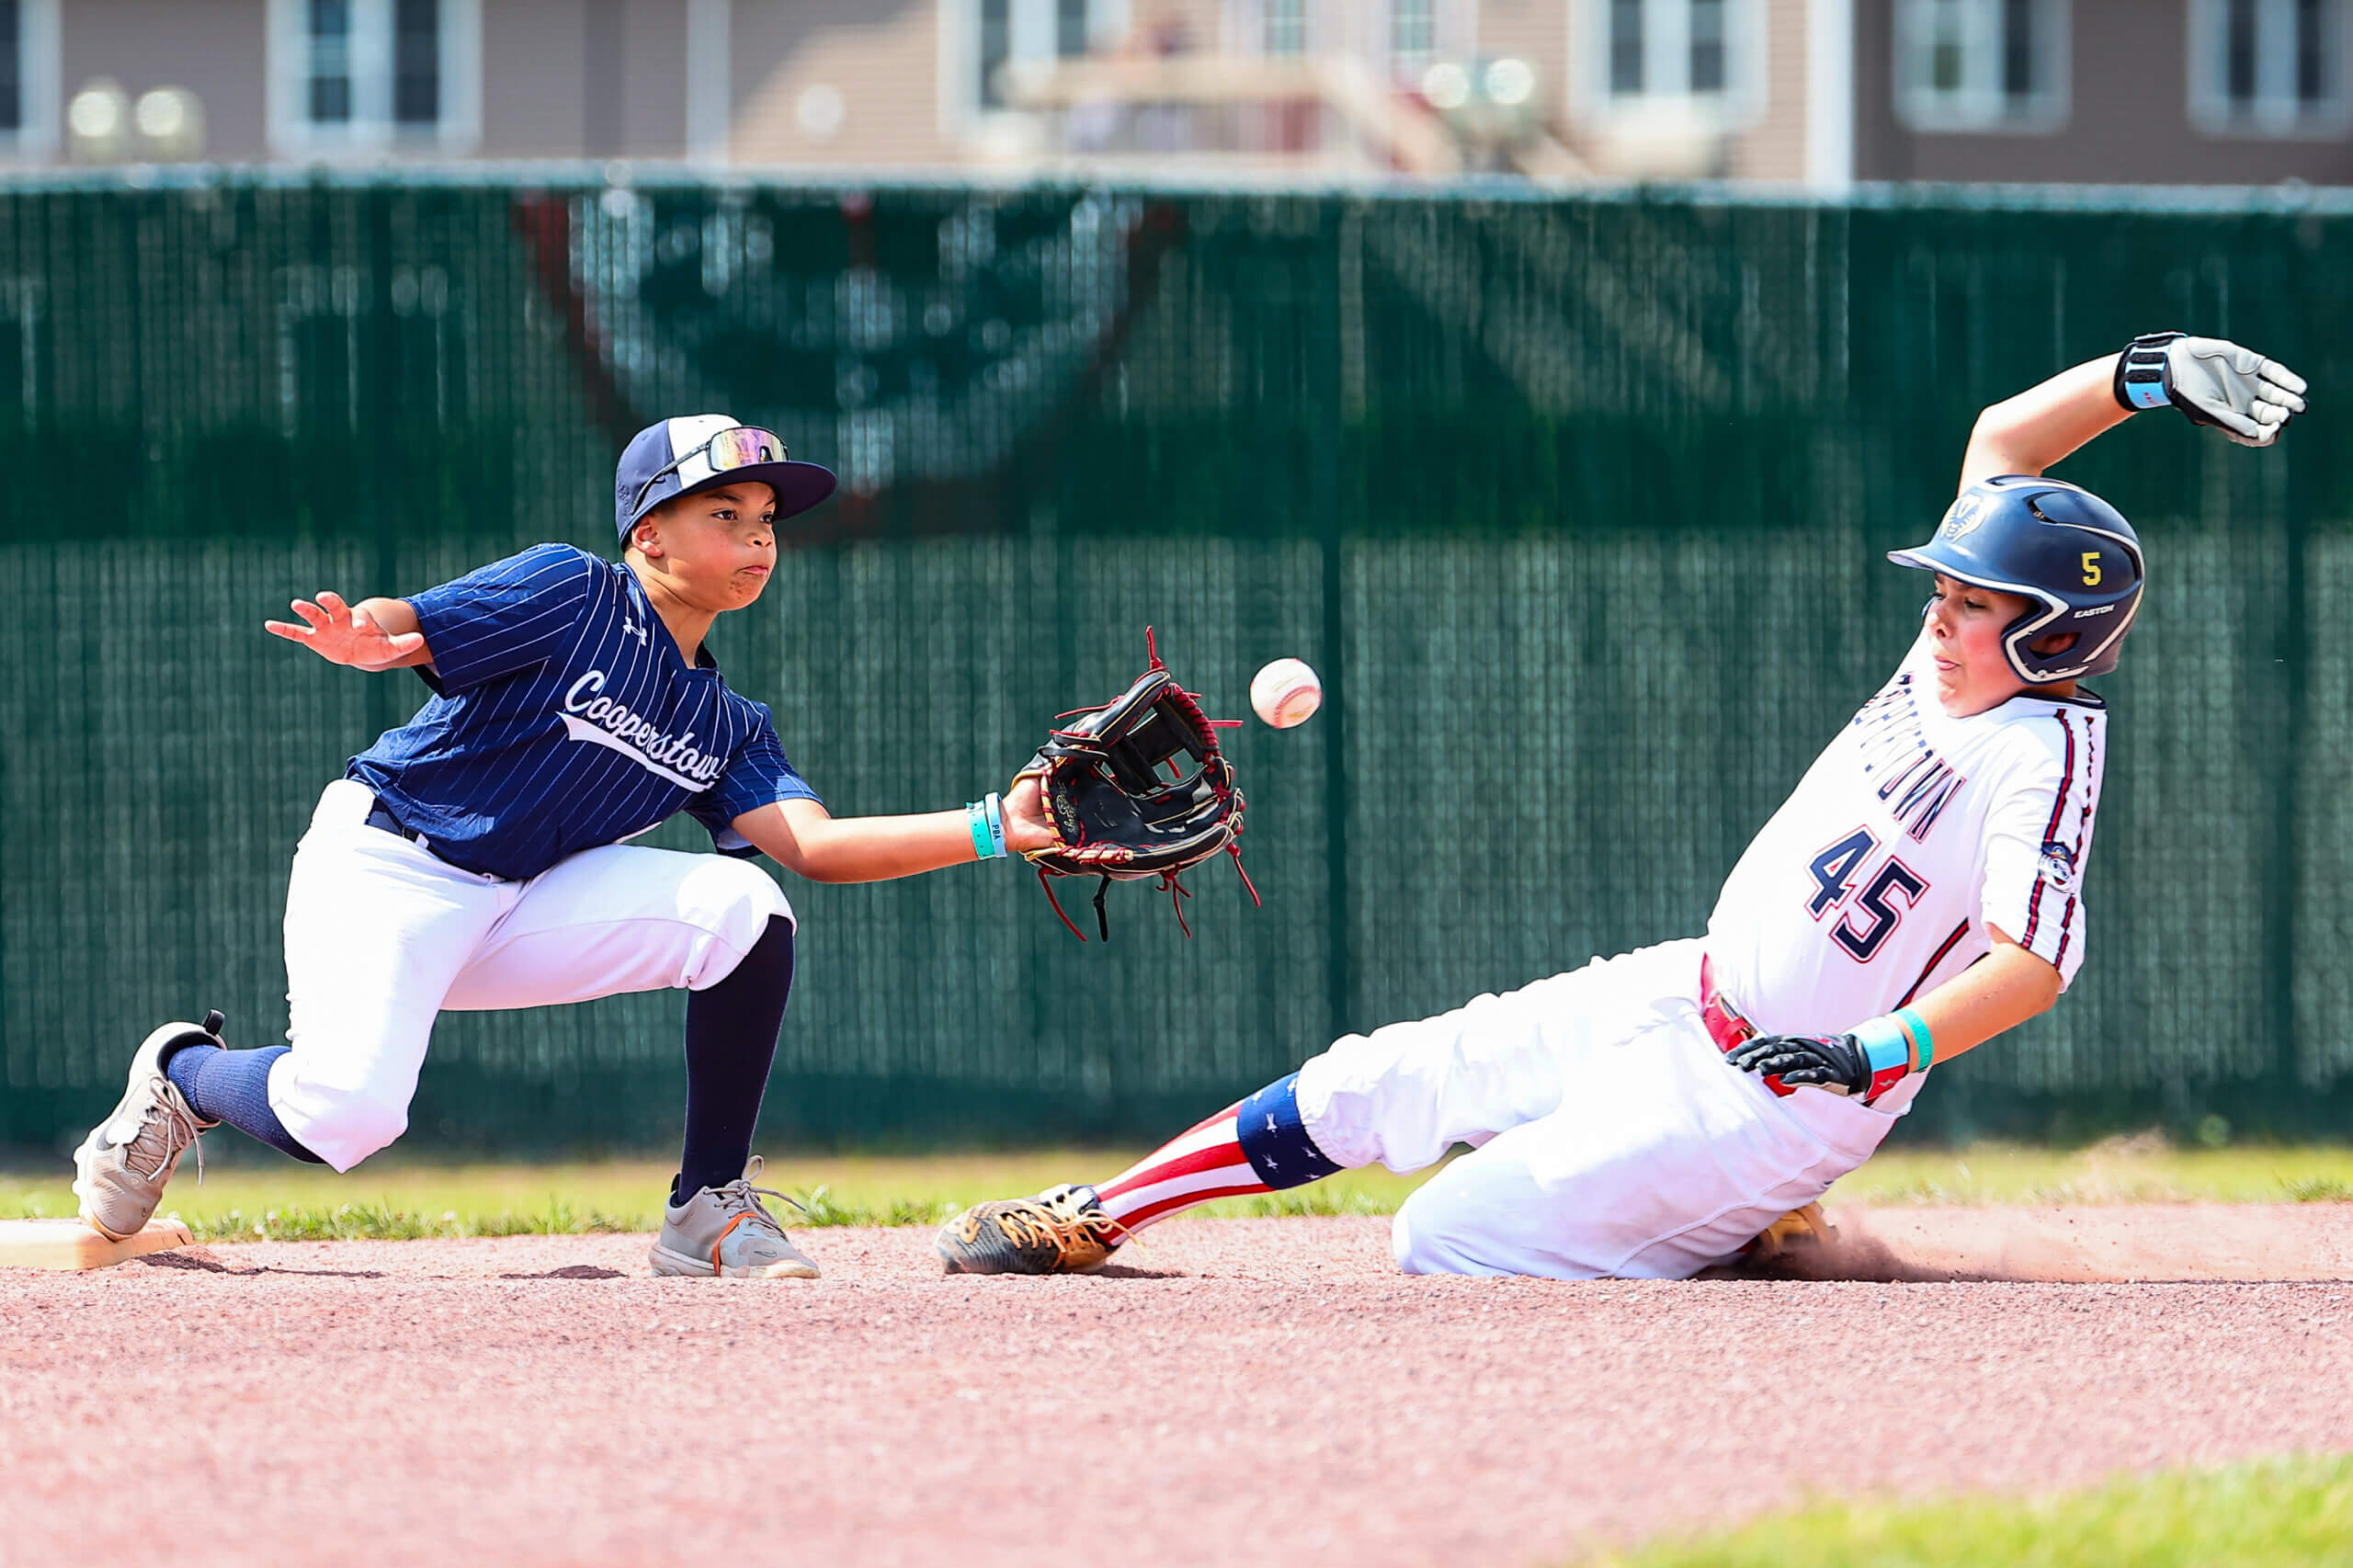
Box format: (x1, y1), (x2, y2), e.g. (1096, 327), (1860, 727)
(3, 1), (2348, 185)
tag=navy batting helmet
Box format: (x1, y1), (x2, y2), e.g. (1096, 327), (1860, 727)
(1887, 474), (2144, 685)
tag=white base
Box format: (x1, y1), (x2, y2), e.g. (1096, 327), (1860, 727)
(0, 1217), (194, 1270)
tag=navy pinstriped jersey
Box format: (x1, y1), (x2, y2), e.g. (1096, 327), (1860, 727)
(346, 544), (819, 881)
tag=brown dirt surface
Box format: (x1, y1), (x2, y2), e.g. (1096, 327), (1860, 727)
(6, 1206), (2353, 1568)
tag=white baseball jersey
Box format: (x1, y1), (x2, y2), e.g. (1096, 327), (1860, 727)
(1705, 636), (2107, 1112)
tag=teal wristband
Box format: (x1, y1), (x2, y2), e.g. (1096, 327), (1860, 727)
(1895, 1006), (1935, 1072)
(966, 801), (995, 860)
(1848, 1014), (1915, 1101)
(983, 792), (1007, 858)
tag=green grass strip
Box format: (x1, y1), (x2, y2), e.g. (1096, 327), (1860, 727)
(0, 1153), (1433, 1239)
(10, 1141), (2353, 1241)
(115, 1179), (1410, 1242)
(1592, 1454), (2353, 1568)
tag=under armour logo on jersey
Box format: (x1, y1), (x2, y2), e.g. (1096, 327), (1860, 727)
(621, 619), (650, 647)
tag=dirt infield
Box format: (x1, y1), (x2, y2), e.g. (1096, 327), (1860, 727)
(6, 1207), (2353, 1568)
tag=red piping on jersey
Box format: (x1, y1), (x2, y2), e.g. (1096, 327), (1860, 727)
(2040, 711), (2077, 845)
(2021, 710), (2077, 950)
(1900, 920), (1972, 1008)
(2052, 719), (2099, 971)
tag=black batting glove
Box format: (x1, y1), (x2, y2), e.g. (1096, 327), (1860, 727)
(1726, 1033), (1870, 1097)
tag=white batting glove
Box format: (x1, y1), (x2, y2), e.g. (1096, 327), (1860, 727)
(2115, 332), (2309, 448)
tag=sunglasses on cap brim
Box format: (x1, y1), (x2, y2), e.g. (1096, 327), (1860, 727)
(631, 426), (789, 517)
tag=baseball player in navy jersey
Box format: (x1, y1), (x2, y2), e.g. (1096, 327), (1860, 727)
(72, 415), (1055, 1278)
(937, 332), (2308, 1279)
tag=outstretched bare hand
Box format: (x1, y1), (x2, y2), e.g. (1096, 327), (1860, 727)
(264, 591), (426, 670)
(1001, 773), (1055, 858)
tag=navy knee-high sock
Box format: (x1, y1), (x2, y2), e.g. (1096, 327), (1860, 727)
(165, 1044), (326, 1164)
(673, 915), (794, 1205)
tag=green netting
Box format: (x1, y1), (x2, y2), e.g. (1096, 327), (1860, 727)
(2, 173), (2348, 1155)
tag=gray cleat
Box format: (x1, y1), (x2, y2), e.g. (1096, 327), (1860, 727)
(72, 1012), (227, 1241)
(649, 1156), (821, 1279)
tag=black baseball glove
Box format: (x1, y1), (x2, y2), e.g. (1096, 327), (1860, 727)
(1017, 631), (1256, 941)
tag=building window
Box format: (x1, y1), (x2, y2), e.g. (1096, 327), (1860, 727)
(1610, 0), (1644, 92)
(2190, 0), (2347, 133)
(968, 0), (1118, 117)
(1264, 0), (1308, 55)
(1056, 0), (1090, 56)
(0, 0), (58, 154)
(308, 0), (352, 123)
(1590, 0), (1760, 113)
(268, 0), (479, 154)
(1893, 0), (2069, 131)
(1689, 0), (1726, 90)
(979, 0), (1013, 108)
(0, 2), (24, 134)
(393, 0), (440, 125)
(1392, 0), (1437, 76)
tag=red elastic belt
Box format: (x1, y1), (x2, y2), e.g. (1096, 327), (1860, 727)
(1699, 954), (1792, 1097)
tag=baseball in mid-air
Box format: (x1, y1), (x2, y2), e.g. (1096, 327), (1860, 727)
(1250, 658), (1323, 728)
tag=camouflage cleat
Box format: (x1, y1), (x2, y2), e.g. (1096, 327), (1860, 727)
(935, 1183), (1125, 1275)
(650, 1157), (821, 1279)
(73, 1013), (227, 1242)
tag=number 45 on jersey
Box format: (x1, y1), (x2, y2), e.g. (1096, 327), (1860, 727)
(1807, 828), (1929, 963)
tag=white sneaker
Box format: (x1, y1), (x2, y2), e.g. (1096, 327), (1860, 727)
(72, 1013), (226, 1241)
(648, 1156), (821, 1279)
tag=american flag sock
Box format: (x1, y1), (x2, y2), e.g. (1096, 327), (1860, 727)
(1093, 1071), (1345, 1236)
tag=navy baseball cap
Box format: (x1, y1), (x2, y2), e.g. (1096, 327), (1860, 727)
(615, 415), (837, 541)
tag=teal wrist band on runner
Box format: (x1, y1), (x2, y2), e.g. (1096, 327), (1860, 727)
(983, 792), (1007, 858)
(966, 801), (995, 860)
(1895, 1006), (1934, 1071)
(1849, 1014), (1914, 1101)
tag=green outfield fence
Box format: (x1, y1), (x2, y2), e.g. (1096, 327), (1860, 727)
(3, 169), (2350, 1158)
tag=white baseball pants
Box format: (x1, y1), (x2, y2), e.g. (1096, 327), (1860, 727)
(269, 778), (794, 1170)
(1295, 938), (1906, 1279)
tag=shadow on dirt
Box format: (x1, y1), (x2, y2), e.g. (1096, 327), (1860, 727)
(128, 1250), (386, 1279)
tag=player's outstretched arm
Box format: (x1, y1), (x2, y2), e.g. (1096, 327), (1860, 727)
(1728, 927), (2058, 1102)
(263, 590), (434, 671)
(733, 780), (1055, 884)
(1878, 926), (2058, 1066)
(1959, 334), (2307, 492)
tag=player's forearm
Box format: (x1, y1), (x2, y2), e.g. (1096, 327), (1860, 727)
(805, 811), (985, 882)
(1729, 934), (2060, 1101)
(1958, 356), (2133, 491)
(754, 806), (987, 884)
(1901, 934), (2062, 1067)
